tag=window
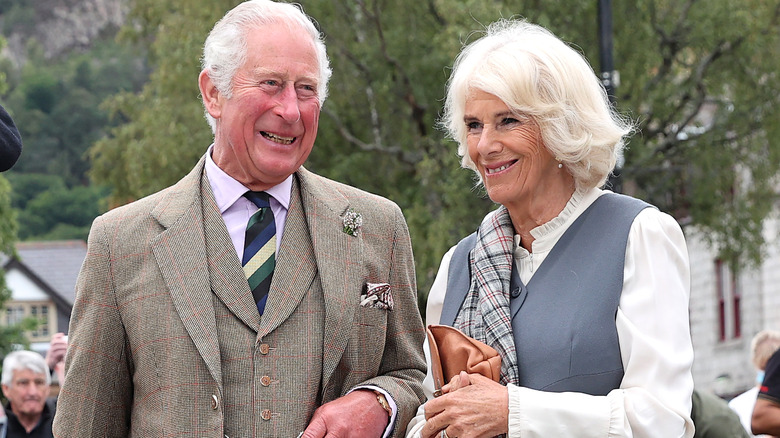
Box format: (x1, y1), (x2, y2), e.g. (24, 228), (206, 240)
(3, 302), (55, 341)
(31, 305), (50, 338)
(6, 306), (24, 325)
(715, 258), (741, 341)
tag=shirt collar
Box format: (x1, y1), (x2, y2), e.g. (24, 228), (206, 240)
(204, 145), (292, 213)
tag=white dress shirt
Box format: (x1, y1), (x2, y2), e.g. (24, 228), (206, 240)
(406, 187), (695, 438)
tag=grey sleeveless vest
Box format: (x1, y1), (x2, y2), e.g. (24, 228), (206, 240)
(441, 193), (651, 395)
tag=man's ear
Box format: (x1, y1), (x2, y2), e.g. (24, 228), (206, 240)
(199, 69), (222, 119)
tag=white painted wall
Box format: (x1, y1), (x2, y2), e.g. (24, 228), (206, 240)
(5, 268), (49, 301)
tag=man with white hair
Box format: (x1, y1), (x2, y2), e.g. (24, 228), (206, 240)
(1, 351), (55, 437)
(52, 1), (425, 437)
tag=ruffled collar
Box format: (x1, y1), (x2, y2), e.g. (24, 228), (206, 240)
(513, 187), (598, 255)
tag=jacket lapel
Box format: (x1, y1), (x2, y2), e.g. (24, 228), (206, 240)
(294, 168), (363, 389)
(201, 171), (262, 334)
(150, 157), (224, 386)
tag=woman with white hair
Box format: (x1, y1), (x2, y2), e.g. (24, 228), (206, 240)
(406, 19), (694, 438)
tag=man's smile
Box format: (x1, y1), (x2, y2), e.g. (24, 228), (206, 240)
(260, 131), (295, 145)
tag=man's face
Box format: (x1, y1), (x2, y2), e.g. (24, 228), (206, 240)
(1, 369), (48, 418)
(206, 22), (322, 191)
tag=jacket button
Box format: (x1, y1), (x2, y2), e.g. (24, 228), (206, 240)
(261, 376), (272, 386)
(259, 344), (270, 355)
(211, 394), (219, 410)
(261, 409), (272, 420)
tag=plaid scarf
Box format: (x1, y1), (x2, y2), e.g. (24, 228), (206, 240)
(454, 206), (520, 385)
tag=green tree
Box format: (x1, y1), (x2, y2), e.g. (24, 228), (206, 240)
(6, 171), (109, 241)
(6, 38), (148, 186)
(611, 1), (780, 267)
(89, 0), (780, 309)
(16, 183), (108, 241)
(90, 0), (236, 206)
(4, 172), (62, 210)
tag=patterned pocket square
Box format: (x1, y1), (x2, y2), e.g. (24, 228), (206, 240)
(360, 282), (394, 310)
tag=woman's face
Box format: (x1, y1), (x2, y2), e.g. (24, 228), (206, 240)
(465, 90), (563, 209)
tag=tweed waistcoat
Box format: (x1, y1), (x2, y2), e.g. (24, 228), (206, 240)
(207, 176), (326, 438)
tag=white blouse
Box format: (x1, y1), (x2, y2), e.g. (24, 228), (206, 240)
(406, 188), (695, 438)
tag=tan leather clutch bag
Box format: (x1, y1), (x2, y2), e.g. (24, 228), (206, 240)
(426, 324), (502, 396)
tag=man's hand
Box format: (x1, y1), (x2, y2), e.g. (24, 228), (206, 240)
(302, 389), (390, 438)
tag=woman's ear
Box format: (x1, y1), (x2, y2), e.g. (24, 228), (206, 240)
(199, 69), (222, 119)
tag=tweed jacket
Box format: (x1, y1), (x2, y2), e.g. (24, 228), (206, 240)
(52, 157), (427, 437)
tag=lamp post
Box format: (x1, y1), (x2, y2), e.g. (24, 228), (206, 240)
(598, 0), (616, 106)
(598, 0), (622, 192)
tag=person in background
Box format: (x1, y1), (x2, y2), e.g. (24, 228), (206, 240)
(43, 333), (67, 387)
(0, 402), (7, 438)
(752, 345), (780, 435)
(406, 18), (694, 438)
(730, 329), (780, 437)
(0, 104), (22, 171)
(691, 388), (751, 438)
(1, 351), (56, 438)
(52, 1), (426, 437)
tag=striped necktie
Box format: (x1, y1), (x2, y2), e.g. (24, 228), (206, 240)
(242, 191), (276, 315)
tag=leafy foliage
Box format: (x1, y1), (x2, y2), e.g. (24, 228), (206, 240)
(608, 0), (780, 267)
(4, 38), (149, 186)
(5, 173), (108, 241)
(1, 33), (148, 243)
(90, 0), (237, 207)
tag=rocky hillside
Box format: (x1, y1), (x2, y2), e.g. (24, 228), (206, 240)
(1, 0), (127, 67)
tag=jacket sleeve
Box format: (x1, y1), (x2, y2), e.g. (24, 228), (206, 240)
(53, 214), (133, 437)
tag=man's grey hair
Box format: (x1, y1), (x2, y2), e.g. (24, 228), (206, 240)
(1, 350), (51, 387)
(200, 0), (332, 133)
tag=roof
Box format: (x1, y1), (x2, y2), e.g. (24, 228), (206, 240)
(6, 240), (87, 306)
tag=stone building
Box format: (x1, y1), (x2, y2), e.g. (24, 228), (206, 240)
(688, 218), (780, 398)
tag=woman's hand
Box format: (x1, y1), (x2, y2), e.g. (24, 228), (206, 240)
(421, 371), (508, 438)
(438, 371), (473, 395)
